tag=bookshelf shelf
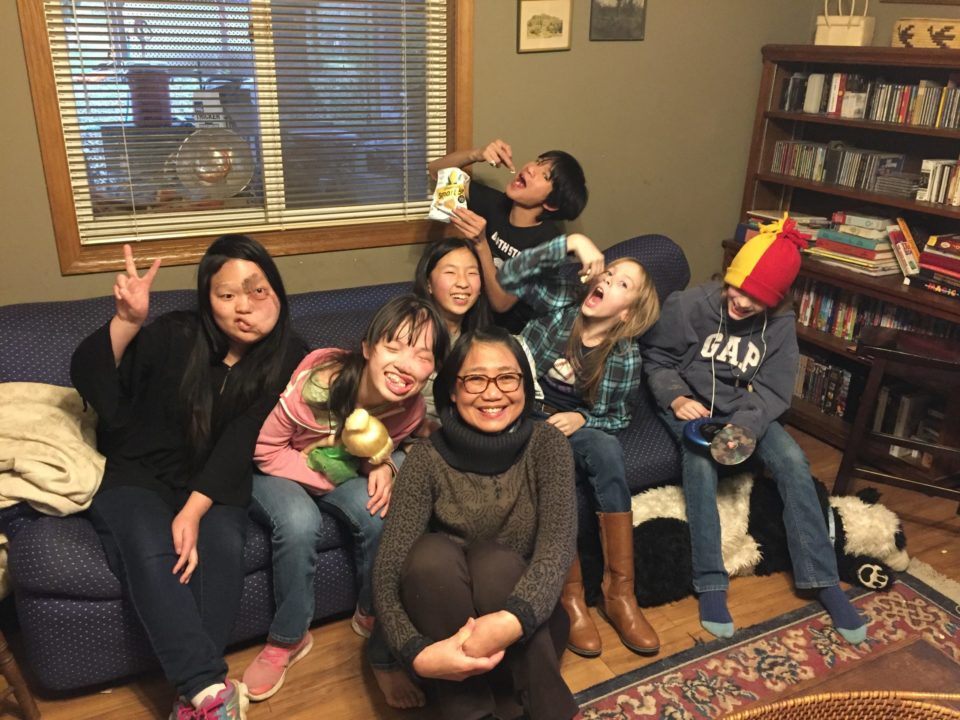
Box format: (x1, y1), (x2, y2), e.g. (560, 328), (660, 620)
(755, 173), (960, 220)
(738, 45), (960, 451)
(765, 110), (960, 140)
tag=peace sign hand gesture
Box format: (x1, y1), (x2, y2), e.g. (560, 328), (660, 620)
(114, 244), (161, 327)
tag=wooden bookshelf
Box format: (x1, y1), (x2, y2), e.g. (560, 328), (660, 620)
(736, 45), (960, 453)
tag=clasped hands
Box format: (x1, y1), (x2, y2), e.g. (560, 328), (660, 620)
(412, 610), (522, 682)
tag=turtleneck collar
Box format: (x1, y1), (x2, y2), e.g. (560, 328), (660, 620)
(431, 407), (534, 475)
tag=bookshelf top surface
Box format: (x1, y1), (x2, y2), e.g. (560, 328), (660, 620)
(763, 44), (960, 69)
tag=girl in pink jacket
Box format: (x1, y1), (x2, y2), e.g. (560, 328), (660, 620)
(241, 295), (447, 702)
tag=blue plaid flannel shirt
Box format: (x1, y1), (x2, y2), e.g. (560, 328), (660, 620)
(497, 235), (642, 433)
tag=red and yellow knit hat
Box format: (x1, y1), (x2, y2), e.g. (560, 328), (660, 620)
(724, 214), (810, 307)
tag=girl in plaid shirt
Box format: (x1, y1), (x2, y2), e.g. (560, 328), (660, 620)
(497, 233), (662, 659)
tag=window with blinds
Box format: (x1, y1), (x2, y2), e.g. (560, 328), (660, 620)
(38, 0), (451, 246)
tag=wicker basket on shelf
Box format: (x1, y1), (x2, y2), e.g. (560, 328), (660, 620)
(723, 691), (960, 720)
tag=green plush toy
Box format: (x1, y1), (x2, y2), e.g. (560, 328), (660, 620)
(305, 445), (361, 486)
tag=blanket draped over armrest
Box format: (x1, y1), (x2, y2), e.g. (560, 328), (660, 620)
(0, 382), (105, 599)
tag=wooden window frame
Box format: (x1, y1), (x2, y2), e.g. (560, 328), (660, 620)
(17, 0), (474, 275)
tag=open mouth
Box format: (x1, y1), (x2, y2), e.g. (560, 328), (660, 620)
(510, 174), (527, 190)
(583, 285), (605, 309)
(450, 292), (473, 306)
(384, 371), (415, 396)
(477, 406), (508, 418)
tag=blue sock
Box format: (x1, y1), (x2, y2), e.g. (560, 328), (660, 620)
(698, 590), (735, 638)
(819, 585), (867, 644)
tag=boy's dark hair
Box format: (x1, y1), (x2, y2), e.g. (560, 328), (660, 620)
(538, 150), (588, 221)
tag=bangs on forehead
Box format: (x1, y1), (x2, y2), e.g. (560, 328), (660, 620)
(380, 308), (433, 345)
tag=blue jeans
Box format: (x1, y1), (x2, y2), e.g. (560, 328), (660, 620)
(567, 426), (632, 514)
(89, 485), (247, 699)
(251, 454), (401, 643)
(660, 411), (839, 593)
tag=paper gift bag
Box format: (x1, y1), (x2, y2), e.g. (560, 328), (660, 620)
(815, 0), (875, 46)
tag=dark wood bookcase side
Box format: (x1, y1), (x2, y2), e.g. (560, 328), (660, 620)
(735, 45), (960, 460)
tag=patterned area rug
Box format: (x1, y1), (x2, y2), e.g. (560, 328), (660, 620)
(575, 571), (960, 719)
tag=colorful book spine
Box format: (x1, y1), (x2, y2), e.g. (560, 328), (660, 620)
(887, 225), (921, 277)
(829, 211), (892, 231)
(817, 227), (887, 250)
(814, 238), (891, 260)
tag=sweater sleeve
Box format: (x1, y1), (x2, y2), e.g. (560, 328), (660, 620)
(728, 324), (798, 438)
(641, 290), (696, 411)
(502, 424), (577, 640)
(496, 235), (580, 312)
(70, 316), (171, 431)
(189, 338), (306, 506)
(373, 441), (437, 671)
(253, 397), (335, 492)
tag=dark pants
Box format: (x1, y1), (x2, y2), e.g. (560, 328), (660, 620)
(88, 485), (247, 699)
(400, 534), (577, 720)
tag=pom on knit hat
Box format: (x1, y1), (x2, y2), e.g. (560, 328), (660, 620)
(724, 214), (810, 307)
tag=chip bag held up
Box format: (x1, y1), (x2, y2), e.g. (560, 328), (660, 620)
(429, 167), (469, 222)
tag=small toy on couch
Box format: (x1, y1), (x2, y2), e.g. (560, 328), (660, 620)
(582, 474), (909, 609)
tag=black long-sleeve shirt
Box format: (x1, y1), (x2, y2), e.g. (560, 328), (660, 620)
(71, 311), (305, 507)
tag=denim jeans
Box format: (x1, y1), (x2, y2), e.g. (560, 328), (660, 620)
(659, 411), (839, 593)
(250, 451), (402, 643)
(89, 484), (247, 699)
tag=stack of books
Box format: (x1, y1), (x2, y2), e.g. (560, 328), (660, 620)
(805, 213), (901, 276)
(909, 234), (960, 299)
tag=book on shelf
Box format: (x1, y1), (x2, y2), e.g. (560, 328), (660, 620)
(747, 209), (829, 227)
(793, 350), (865, 420)
(895, 217), (923, 265)
(814, 237), (893, 261)
(908, 277), (960, 298)
(830, 211), (892, 231)
(818, 226), (889, 250)
(887, 224), (921, 278)
(803, 73), (827, 114)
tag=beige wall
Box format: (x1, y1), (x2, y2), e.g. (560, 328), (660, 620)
(10, 1), (944, 305)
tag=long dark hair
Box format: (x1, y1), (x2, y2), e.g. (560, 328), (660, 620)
(412, 238), (491, 336)
(433, 326), (535, 418)
(306, 294), (448, 431)
(180, 234), (293, 466)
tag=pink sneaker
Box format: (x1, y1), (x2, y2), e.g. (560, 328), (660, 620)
(242, 633), (314, 702)
(351, 606), (375, 639)
(169, 697), (194, 720)
(193, 679), (249, 720)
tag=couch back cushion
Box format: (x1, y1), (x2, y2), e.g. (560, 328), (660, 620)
(0, 234), (688, 387)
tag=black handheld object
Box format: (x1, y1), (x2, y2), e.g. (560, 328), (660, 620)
(683, 418), (757, 465)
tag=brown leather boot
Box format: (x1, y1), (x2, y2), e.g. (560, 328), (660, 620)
(560, 555), (601, 657)
(597, 511), (660, 655)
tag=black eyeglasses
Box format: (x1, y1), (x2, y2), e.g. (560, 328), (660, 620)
(457, 373), (523, 394)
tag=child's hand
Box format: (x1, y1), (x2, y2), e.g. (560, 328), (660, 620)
(546, 411), (586, 437)
(476, 139), (514, 172)
(449, 207), (489, 249)
(565, 234), (605, 282)
(366, 463), (395, 518)
(114, 243), (161, 327)
(671, 396), (710, 421)
(171, 508), (201, 584)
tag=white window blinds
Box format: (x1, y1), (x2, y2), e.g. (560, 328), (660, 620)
(42, 0), (449, 245)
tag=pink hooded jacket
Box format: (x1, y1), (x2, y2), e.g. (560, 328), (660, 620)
(254, 348), (425, 493)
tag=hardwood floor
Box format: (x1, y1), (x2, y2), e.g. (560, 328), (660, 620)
(4, 429), (958, 720)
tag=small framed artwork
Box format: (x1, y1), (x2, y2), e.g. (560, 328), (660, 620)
(517, 0), (572, 53)
(590, 0), (647, 41)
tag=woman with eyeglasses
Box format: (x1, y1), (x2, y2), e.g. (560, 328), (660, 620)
(373, 326), (579, 720)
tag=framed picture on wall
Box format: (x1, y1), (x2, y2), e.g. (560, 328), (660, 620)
(590, 0), (646, 41)
(517, 0), (572, 53)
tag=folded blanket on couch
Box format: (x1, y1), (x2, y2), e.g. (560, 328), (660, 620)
(0, 382), (104, 598)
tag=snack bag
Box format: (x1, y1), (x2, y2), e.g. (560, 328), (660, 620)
(429, 167), (469, 222)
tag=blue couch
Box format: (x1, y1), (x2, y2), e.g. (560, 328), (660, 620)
(0, 234), (689, 693)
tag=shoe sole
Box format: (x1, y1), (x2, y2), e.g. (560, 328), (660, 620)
(565, 643), (602, 658)
(351, 616), (373, 639)
(597, 607), (660, 656)
(246, 634), (315, 702)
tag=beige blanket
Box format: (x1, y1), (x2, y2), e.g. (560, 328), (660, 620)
(0, 382), (105, 599)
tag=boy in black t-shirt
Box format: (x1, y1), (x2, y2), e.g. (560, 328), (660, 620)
(428, 139), (588, 331)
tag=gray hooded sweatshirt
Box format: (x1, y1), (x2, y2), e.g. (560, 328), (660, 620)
(641, 281), (798, 439)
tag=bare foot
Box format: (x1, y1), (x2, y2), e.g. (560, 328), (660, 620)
(373, 667), (426, 709)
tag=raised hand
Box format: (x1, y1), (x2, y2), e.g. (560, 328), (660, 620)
(476, 139), (514, 172)
(114, 243), (161, 327)
(449, 207), (489, 249)
(566, 233), (605, 282)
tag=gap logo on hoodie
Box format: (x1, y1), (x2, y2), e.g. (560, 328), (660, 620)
(700, 332), (764, 375)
